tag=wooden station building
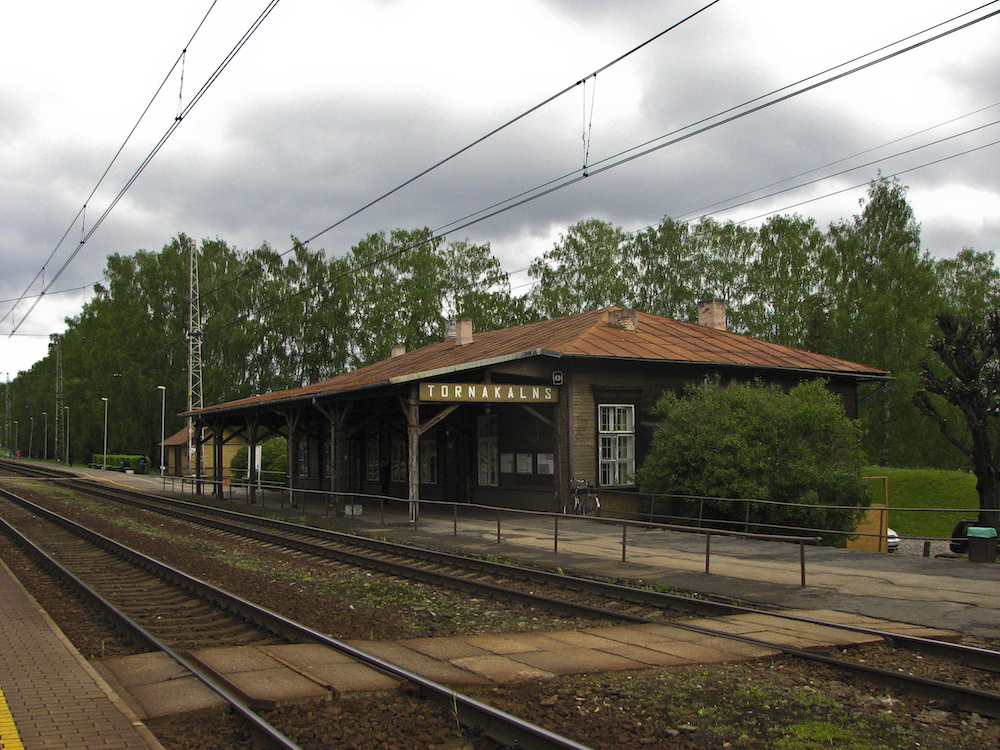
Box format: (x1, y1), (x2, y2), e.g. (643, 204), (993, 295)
(186, 304), (887, 515)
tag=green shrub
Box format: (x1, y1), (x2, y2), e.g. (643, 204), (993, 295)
(92, 454), (149, 472)
(230, 437), (288, 484)
(638, 379), (870, 541)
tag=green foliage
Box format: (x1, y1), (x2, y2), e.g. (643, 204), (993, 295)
(7, 175), (1000, 477)
(638, 379), (870, 539)
(91, 454), (149, 472)
(230, 437), (288, 482)
(913, 313), (1000, 525)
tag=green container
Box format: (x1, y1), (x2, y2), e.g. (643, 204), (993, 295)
(968, 527), (998, 563)
(968, 527), (998, 538)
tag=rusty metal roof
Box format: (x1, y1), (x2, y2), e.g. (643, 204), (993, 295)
(194, 307), (887, 416)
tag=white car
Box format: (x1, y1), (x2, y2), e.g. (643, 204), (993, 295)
(887, 528), (900, 553)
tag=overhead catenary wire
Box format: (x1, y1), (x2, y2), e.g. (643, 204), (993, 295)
(677, 99), (1000, 220)
(200, 0), (723, 301)
(9, 3), (1000, 343)
(434, 1), (1000, 239)
(0, 0), (221, 332)
(205, 1), (1000, 318)
(9, 0), (281, 336)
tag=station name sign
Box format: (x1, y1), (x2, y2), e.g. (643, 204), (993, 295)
(420, 383), (558, 403)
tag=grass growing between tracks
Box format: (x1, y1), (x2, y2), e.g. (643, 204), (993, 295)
(480, 662), (967, 749)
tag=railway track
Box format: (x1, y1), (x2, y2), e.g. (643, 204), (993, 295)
(0, 481), (595, 750)
(5, 459), (1000, 727)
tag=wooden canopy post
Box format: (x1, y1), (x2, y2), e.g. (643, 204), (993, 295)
(407, 386), (420, 523)
(245, 416), (259, 504)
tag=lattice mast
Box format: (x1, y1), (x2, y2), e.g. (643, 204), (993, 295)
(187, 237), (204, 471)
(54, 336), (64, 462)
(3, 372), (9, 456)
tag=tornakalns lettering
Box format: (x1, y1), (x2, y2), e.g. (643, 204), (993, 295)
(419, 383), (558, 403)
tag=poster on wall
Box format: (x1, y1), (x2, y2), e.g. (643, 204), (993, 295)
(516, 453), (533, 474)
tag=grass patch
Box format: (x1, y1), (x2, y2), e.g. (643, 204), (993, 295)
(865, 467), (980, 538)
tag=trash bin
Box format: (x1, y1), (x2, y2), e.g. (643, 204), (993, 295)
(967, 526), (998, 563)
(950, 519), (978, 554)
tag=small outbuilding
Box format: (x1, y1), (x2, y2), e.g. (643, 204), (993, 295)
(186, 305), (888, 515)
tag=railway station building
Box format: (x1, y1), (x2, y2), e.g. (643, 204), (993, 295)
(186, 304), (887, 515)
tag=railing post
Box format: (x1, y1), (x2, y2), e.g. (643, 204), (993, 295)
(496, 509), (502, 544)
(621, 522), (627, 563)
(554, 515), (559, 554)
(380, 496), (385, 526)
(744, 500), (750, 534)
(705, 532), (711, 575)
(453, 503), (458, 537)
(799, 541), (806, 587)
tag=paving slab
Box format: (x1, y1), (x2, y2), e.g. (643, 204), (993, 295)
(0, 558), (165, 749)
(121, 675), (225, 719)
(398, 637), (492, 661)
(576, 638), (697, 667)
(455, 632), (570, 655)
(261, 645), (402, 693)
(188, 647), (331, 708)
(450, 654), (557, 683)
(509, 646), (649, 675)
(638, 640), (752, 664)
(94, 652), (224, 719)
(347, 641), (489, 686)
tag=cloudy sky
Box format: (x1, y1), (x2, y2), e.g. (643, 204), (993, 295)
(3, 0), (1000, 377)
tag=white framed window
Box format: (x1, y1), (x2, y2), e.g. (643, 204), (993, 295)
(365, 427), (380, 482)
(390, 431), (407, 482)
(599, 404), (635, 486)
(477, 414), (499, 486)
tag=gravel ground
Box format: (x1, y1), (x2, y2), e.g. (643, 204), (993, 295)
(2, 478), (1000, 749)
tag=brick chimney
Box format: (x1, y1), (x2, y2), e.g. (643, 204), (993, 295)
(608, 308), (639, 331)
(391, 344), (406, 358)
(446, 318), (474, 345)
(455, 317), (473, 346)
(697, 299), (727, 331)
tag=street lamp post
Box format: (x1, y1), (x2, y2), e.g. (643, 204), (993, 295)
(64, 407), (70, 464)
(43, 412), (47, 461)
(28, 417), (34, 459)
(157, 385), (166, 477)
(101, 397), (109, 470)
(13, 420), (18, 458)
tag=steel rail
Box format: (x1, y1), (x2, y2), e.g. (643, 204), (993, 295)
(66, 474), (1000, 674)
(0, 483), (595, 750)
(0, 491), (306, 750)
(8, 460), (1000, 717)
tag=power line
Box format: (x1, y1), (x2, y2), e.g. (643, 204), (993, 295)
(678, 100), (1000, 220)
(205, 2), (1000, 319)
(10, 4), (1000, 341)
(8, 0), (282, 336)
(0, 1), (221, 332)
(200, 0), (723, 301)
(437, 2), (1000, 237)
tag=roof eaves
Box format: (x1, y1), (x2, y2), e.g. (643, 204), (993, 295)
(555, 351), (890, 380)
(187, 349), (565, 418)
(386, 349), (562, 385)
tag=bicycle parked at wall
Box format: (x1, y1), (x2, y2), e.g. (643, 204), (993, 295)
(564, 478), (601, 516)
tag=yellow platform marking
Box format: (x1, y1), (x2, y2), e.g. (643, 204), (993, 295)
(0, 686), (25, 750)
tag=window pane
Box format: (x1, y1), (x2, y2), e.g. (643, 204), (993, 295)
(598, 404), (635, 487)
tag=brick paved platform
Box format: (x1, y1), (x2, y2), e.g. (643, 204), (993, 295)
(0, 559), (163, 750)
